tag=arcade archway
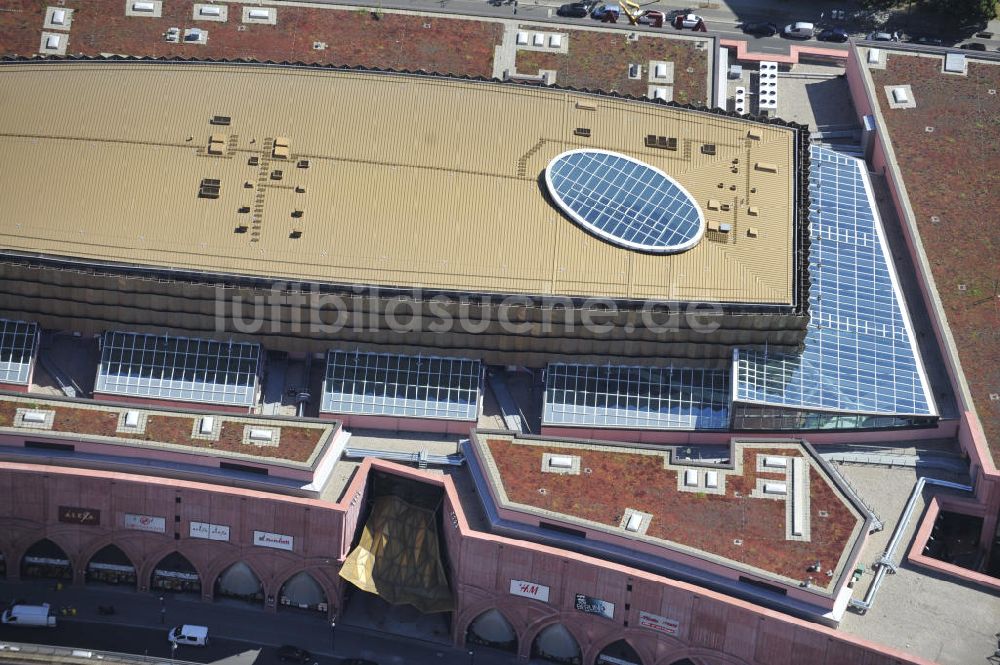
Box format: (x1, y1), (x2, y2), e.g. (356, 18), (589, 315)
(278, 571), (328, 613)
(532, 623), (582, 664)
(595, 640), (644, 665)
(466, 608), (518, 653)
(86, 544), (137, 586)
(214, 561), (263, 604)
(20, 539), (72, 580)
(150, 552), (201, 595)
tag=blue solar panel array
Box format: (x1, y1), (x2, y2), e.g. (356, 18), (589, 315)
(545, 150), (704, 253)
(321, 351), (481, 421)
(96, 332), (260, 406)
(0, 319), (37, 385)
(542, 363), (731, 430)
(735, 147), (934, 416)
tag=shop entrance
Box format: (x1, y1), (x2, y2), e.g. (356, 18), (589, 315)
(150, 552), (201, 596)
(214, 562), (264, 605)
(595, 640), (643, 665)
(466, 609), (518, 653)
(531, 624), (581, 664)
(20, 539), (72, 581)
(86, 545), (137, 587)
(338, 470), (453, 644)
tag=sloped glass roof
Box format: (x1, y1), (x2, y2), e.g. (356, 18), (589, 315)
(542, 363), (731, 430)
(321, 350), (481, 421)
(734, 147), (935, 416)
(544, 149), (704, 253)
(95, 331), (260, 406)
(0, 319), (37, 385)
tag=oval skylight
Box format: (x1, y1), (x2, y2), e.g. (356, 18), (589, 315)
(544, 149), (705, 253)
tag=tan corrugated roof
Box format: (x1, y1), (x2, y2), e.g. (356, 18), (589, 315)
(0, 61), (795, 304)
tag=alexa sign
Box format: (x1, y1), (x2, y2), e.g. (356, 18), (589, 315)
(253, 530), (294, 551)
(189, 521), (231, 542)
(124, 513), (165, 533)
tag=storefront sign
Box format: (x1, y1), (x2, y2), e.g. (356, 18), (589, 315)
(638, 610), (679, 636)
(574, 593), (614, 620)
(189, 521), (230, 542)
(124, 513), (165, 533)
(58, 506), (100, 526)
(597, 656), (641, 665)
(253, 530), (293, 551)
(509, 579), (550, 602)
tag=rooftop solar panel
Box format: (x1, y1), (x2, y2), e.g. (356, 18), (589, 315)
(321, 350), (481, 421)
(545, 149), (705, 253)
(95, 331), (260, 407)
(0, 319), (38, 385)
(734, 147), (935, 416)
(542, 363), (731, 430)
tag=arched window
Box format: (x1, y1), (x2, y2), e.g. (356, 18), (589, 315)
(466, 609), (517, 652)
(86, 544), (136, 586)
(214, 562), (263, 604)
(21, 539), (71, 580)
(531, 623), (581, 665)
(596, 640), (643, 665)
(150, 552), (200, 595)
(278, 571), (328, 612)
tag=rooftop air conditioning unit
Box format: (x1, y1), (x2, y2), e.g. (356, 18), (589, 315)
(200, 6), (222, 16)
(133, 2), (155, 12)
(248, 9), (270, 20)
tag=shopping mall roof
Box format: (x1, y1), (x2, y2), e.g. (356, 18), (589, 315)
(0, 59), (799, 305)
(466, 432), (869, 603)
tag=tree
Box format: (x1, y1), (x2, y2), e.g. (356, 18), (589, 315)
(925, 0), (997, 25)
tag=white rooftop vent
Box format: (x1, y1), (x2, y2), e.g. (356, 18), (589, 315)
(124, 411), (141, 428)
(624, 513), (642, 532)
(684, 469), (698, 487)
(944, 53), (966, 74)
(248, 428), (273, 442)
(763, 456), (787, 468)
(867, 48), (881, 64)
(892, 87), (909, 104)
(532, 33), (544, 46)
(653, 87), (668, 100)
(705, 470), (719, 488)
(200, 5), (222, 16)
(654, 63), (667, 79)
(51, 9), (66, 24)
(132, 2), (155, 12)
(549, 455), (573, 469)
(23, 411), (47, 423)
(516, 32), (528, 45)
(248, 8), (271, 19)
(44, 35), (60, 49)
(764, 482), (787, 495)
(199, 416), (215, 435)
(549, 34), (562, 48)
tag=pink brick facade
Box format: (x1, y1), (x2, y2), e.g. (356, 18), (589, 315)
(0, 458), (932, 665)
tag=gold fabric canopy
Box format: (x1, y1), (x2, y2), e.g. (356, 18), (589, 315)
(340, 495), (454, 613)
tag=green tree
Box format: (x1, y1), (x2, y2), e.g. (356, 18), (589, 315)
(925, 0), (997, 24)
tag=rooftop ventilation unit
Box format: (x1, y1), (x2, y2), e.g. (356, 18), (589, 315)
(701, 143), (717, 155)
(516, 32), (528, 45)
(549, 455), (573, 469)
(124, 411), (140, 428)
(199, 416), (214, 435)
(549, 34), (563, 48)
(51, 9), (66, 24)
(44, 35), (60, 49)
(624, 513), (642, 532)
(867, 48), (881, 64)
(248, 8), (270, 19)
(199, 6), (222, 16)
(22, 411), (47, 423)
(573, 127), (591, 137)
(270, 170), (283, 181)
(644, 135), (677, 150)
(133, 2), (155, 12)
(891, 87), (908, 104)
(210, 115), (231, 126)
(248, 428), (273, 441)
(533, 33), (545, 46)
(198, 178), (221, 199)
(289, 230), (303, 239)
(296, 159), (310, 169)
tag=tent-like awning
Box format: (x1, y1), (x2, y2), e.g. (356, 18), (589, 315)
(340, 495), (453, 613)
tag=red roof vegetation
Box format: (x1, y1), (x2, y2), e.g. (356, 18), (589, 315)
(1, 0), (503, 77)
(870, 55), (1000, 464)
(514, 28), (708, 104)
(0, 397), (328, 463)
(485, 438), (861, 587)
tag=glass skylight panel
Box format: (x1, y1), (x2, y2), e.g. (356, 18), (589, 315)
(0, 319), (38, 385)
(734, 147), (934, 416)
(321, 351), (481, 421)
(95, 331), (260, 406)
(545, 149), (705, 253)
(543, 363), (731, 430)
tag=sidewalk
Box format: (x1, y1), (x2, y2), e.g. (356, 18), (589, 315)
(0, 580), (522, 665)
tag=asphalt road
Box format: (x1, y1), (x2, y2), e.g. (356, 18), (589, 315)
(0, 621), (332, 665)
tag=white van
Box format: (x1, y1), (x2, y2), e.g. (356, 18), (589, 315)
(783, 22), (815, 39)
(1, 604), (57, 627)
(167, 624), (209, 647)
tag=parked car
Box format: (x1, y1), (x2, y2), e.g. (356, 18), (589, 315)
(817, 27), (849, 42)
(960, 42), (987, 50)
(277, 645), (313, 663)
(868, 31), (898, 41)
(665, 8), (693, 19)
(908, 34), (944, 46)
(741, 21), (778, 37)
(636, 10), (665, 26)
(783, 22), (815, 39)
(168, 624), (209, 647)
(673, 13), (705, 29)
(556, 3), (589, 18)
(590, 3), (619, 19)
